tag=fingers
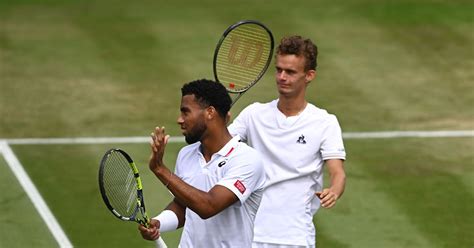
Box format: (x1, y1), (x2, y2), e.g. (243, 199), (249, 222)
(150, 127), (168, 152)
(150, 127), (168, 147)
(150, 218), (160, 229)
(149, 126), (169, 171)
(155, 126), (164, 141)
(317, 189), (338, 209)
(154, 126), (168, 142)
(138, 224), (161, 241)
(150, 138), (158, 153)
(315, 192), (322, 199)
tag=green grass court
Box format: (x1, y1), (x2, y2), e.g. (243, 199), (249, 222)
(1, 0), (473, 247)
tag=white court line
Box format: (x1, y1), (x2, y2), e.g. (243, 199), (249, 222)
(2, 130), (473, 145)
(5, 136), (185, 145)
(0, 141), (73, 248)
(342, 130), (474, 139)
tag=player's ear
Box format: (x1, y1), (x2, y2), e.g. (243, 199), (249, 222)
(226, 111), (232, 124)
(206, 106), (216, 120)
(305, 69), (316, 83)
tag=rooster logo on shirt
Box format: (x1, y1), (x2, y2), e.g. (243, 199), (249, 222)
(296, 134), (306, 144)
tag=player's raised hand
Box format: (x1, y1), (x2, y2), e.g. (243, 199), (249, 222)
(149, 126), (170, 171)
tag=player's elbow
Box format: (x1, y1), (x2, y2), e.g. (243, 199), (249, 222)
(197, 212), (214, 220)
(194, 203), (221, 219)
(196, 207), (219, 219)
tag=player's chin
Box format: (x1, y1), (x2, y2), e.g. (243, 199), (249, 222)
(183, 134), (200, 144)
(277, 87), (292, 95)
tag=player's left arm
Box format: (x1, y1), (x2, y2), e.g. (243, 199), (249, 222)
(164, 176), (239, 220)
(317, 159), (346, 208)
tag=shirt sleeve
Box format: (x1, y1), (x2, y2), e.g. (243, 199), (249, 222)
(216, 148), (265, 204)
(228, 104), (254, 142)
(320, 115), (346, 161)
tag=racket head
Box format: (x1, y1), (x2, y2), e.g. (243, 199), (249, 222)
(213, 20), (274, 94)
(98, 148), (149, 226)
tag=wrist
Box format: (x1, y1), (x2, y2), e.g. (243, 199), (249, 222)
(152, 165), (167, 177)
(152, 210), (178, 232)
(154, 167), (173, 188)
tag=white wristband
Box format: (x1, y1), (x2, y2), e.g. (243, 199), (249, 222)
(152, 210), (178, 232)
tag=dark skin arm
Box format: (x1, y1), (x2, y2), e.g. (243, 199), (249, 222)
(149, 127), (239, 219)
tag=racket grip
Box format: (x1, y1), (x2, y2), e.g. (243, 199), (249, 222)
(155, 237), (167, 248)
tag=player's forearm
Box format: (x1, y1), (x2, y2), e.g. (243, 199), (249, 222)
(325, 159), (346, 199)
(329, 170), (346, 199)
(153, 166), (222, 219)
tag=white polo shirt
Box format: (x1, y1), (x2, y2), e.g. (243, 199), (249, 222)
(175, 135), (266, 248)
(228, 100), (346, 246)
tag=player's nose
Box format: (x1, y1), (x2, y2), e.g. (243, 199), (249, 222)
(177, 115), (184, 125)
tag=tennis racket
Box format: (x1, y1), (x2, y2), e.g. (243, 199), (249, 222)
(213, 20), (274, 106)
(98, 148), (167, 248)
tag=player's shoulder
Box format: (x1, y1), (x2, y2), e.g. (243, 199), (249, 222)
(236, 140), (259, 155)
(233, 142), (265, 176)
(233, 141), (264, 164)
(240, 99), (277, 113)
(306, 103), (339, 122)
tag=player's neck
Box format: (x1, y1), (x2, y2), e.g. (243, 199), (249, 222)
(200, 127), (232, 162)
(277, 96), (307, 117)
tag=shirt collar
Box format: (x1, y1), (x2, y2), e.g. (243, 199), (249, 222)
(216, 135), (241, 157)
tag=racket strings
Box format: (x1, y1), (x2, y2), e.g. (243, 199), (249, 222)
(217, 39), (270, 82)
(222, 27), (271, 63)
(110, 153), (137, 214)
(102, 151), (138, 217)
(216, 24), (273, 92)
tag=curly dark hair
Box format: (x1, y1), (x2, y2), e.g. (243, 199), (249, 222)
(181, 79), (231, 118)
(276, 35), (318, 71)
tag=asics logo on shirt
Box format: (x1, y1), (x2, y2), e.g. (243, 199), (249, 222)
(218, 160), (227, 167)
(296, 134), (307, 144)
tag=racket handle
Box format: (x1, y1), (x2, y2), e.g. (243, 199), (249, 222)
(155, 237), (167, 248)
